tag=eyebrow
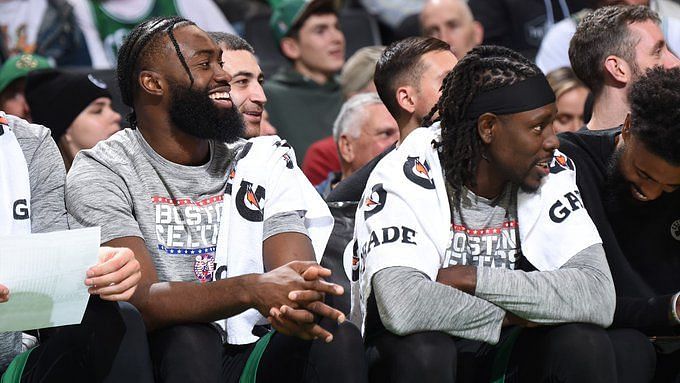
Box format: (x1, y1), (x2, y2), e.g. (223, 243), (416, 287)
(191, 49), (216, 59)
(232, 70), (256, 78)
(651, 40), (665, 53)
(638, 167), (680, 188)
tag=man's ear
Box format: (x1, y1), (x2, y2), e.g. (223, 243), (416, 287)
(139, 70), (164, 96)
(338, 134), (354, 163)
(477, 113), (497, 144)
(621, 112), (632, 141)
(396, 85), (416, 114)
(603, 55), (630, 85)
(473, 21), (484, 45)
(280, 37), (301, 61)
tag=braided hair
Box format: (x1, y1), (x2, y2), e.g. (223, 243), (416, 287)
(116, 16), (196, 126)
(426, 45), (542, 209)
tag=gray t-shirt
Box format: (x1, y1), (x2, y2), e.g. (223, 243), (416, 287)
(1, 116), (69, 372)
(66, 128), (305, 284)
(445, 185), (519, 269)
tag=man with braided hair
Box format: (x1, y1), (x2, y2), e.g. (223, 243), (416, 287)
(354, 45), (655, 382)
(559, 67), (680, 382)
(66, 16), (367, 383)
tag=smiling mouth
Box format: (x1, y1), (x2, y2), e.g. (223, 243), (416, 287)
(208, 91), (233, 108)
(209, 92), (230, 101)
(630, 184), (649, 201)
(534, 159), (550, 176)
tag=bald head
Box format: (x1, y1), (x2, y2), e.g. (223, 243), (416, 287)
(420, 0), (483, 57)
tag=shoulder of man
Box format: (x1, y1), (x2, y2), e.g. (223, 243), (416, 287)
(5, 114), (54, 163)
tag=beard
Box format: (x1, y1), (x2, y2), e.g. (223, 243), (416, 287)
(168, 81), (244, 143)
(604, 146), (642, 212)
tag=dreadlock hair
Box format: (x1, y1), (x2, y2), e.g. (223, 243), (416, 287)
(433, 45), (542, 208)
(116, 16), (196, 127)
(629, 66), (680, 166)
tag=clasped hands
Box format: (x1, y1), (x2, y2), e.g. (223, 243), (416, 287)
(252, 261), (345, 343)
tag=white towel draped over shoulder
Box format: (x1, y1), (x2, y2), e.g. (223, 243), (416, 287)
(353, 123), (602, 321)
(215, 135), (334, 345)
(0, 112), (31, 236)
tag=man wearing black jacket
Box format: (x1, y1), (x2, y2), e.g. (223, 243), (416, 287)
(559, 67), (680, 382)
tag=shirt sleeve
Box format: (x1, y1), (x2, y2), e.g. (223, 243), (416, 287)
(66, 151), (142, 244)
(475, 243), (615, 327)
(373, 266), (505, 343)
(263, 210), (308, 241)
(26, 129), (69, 233)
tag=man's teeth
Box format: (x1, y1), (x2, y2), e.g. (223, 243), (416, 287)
(536, 161), (548, 168)
(631, 186), (648, 201)
(209, 92), (230, 100)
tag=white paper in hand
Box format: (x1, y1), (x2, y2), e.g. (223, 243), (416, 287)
(0, 227), (100, 331)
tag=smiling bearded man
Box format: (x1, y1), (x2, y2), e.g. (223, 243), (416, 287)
(65, 16), (367, 383)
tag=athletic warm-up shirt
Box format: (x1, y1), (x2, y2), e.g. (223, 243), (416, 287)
(355, 126), (614, 344)
(445, 185), (518, 269)
(66, 128), (305, 284)
(0, 115), (69, 372)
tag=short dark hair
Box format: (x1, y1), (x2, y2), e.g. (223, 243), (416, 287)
(374, 37), (450, 119)
(629, 66), (680, 166)
(116, 16), (195, 126)
(569, 5), (659, 96)
(287, 2), (337, 40)
(207, 32), (255, 54)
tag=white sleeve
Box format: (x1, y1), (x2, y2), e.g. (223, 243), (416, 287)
(356, 177), (442, 302)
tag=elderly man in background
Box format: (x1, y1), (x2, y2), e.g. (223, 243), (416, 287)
(315, 93), (399, 198)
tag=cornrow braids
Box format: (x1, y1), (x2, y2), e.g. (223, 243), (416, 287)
(116, 16), (195, 126)
(436, 45), (541, 209)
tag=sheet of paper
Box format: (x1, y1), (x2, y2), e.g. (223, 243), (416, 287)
(0, 227), (100, 331)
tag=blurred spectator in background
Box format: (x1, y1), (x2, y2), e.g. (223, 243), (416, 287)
(303, 45), (384, 186)
(209, 32), (270, 139)
(260, 109), (277, 135)
(569, 5), (680, 131)
(266, 0), (345, 161)
(469, 0), (589, 61)
(0, 0), (92, 66)
(537, 0), (680, 74)
(68, 0), (236, 68)
(358, 0), (424, 43)
(359, 0), (423, 32)
(419, 0), (483, 58)
(26, 69), (121, 169)
(315, 92), (398, 197)
(547, 67), (590, 133)
(0, 54), (52, 121)
(214, 0), (271, 36)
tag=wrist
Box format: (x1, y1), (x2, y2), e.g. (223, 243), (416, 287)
(238, 274), (260, 309)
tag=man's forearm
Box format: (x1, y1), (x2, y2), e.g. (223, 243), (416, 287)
(474, 244), (615, 327)
(135, 274), (256, 331)
(373, 267), (505, 344)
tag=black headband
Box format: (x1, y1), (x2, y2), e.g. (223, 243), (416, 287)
(465, 75), (556, 119)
